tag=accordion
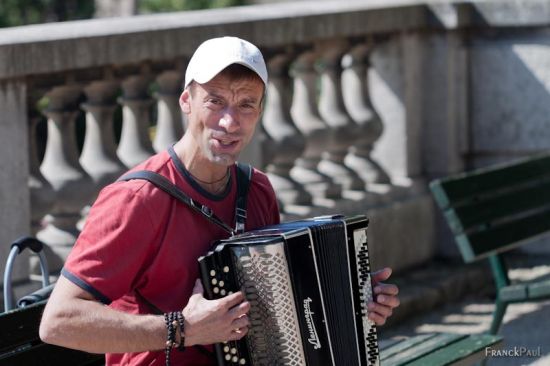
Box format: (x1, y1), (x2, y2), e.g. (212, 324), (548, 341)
(198, 215), (380, 366)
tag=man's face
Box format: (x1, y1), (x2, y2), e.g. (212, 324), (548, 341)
(180, 73), (264, 166)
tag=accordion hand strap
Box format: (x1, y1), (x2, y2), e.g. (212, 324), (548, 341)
(117, 170), (236, 235)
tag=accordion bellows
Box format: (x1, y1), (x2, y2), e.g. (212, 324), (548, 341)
(199, 215), (380, 366)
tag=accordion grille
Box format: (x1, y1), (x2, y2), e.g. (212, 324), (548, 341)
(234, 244), (307, 366)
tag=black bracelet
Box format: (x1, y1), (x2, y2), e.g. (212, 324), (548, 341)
(164, 312), (176, 366)
(175, 311), (186, 352)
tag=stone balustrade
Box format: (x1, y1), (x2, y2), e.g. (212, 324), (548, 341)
(2, 0), (550, 293)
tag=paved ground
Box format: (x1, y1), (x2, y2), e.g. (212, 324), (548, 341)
(380, 252), (550, 365)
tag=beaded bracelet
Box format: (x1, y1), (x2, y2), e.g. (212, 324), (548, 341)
(164, 312), (175, 366)
(164, 311), (186, 366)
(175, 311), (186, 352)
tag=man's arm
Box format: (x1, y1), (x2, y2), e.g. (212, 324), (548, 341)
(39, 277), (250, 353)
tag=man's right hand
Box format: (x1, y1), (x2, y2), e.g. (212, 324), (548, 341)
(182, 279), (250, 346)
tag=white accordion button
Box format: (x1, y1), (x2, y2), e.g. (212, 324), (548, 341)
(239, 358), (246, 365)
(213, 287), (220, 294)
(210, 270), (216, 276)
(224, 346), (230, 353)
(230, 347), (237, 354)
(225, 354), (231, 361)
(219, 280), (225, 287)
(211, 278), (218, 285)
(232, 356), (239, 363)
(223, 266), (230, 273)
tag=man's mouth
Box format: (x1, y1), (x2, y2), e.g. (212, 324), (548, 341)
(218, 140), (236, 146)
(211, 137), (239, 150)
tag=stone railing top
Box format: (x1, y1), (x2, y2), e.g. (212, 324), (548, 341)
(0, 0), (549, 79)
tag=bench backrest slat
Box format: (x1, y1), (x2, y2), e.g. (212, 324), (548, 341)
(456, 209), (550, 262)
(431, 154), (550, 208)
(444, 180), (550, 233)
(430, 153), (550, 262)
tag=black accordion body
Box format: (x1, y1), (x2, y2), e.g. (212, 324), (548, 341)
(198, 215), (380, 366)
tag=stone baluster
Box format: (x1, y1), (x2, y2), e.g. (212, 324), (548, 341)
(153, 70), (185, 152)
(28, 116), (55, 235)
(117, 74), (155, 167)
(316, 40), (365, 192)
(262, 53), (311, 206)
(37, 85), (96, 273)
(289, 50), (342, 201)
(80, 80), (126, 194)
(342, 43), (391, 185)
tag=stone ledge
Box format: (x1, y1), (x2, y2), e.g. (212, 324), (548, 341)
(1, 0), (549, 79)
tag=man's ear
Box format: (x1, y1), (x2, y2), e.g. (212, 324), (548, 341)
(180, 89), (191, 114)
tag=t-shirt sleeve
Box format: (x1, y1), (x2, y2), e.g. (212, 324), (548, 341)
(62, 183), (158, 304)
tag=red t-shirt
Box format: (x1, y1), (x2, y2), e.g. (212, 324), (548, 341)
(62, 148), (280, 365)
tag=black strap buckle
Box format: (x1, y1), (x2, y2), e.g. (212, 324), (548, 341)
(235, 207), (247, 219)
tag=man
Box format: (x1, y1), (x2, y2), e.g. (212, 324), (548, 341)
(40, 37), (399, 365)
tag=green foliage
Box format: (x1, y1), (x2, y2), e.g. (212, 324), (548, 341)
(0, 0), (246, 28)
(0, 0), (94, 28)
(139, 0), (246, 12)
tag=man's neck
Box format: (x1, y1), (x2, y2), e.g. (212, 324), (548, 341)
(173, 137), (230, 195)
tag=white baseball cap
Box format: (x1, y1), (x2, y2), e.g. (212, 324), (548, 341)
(184, 36), (268, 88)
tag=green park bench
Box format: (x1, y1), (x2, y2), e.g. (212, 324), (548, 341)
(379, 332), (502, 366)
(430, 152), (550, 334)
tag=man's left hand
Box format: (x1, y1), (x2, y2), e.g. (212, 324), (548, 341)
(367, 267), (400, 326)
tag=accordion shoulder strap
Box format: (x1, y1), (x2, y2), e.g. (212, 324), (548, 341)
(234, 162), (252, 235)
(117, 170), (235, 235)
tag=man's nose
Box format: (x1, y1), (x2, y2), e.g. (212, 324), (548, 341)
(219, 110), (239, 133)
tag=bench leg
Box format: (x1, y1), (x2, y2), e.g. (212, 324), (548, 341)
(489, 300), (507, 335)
